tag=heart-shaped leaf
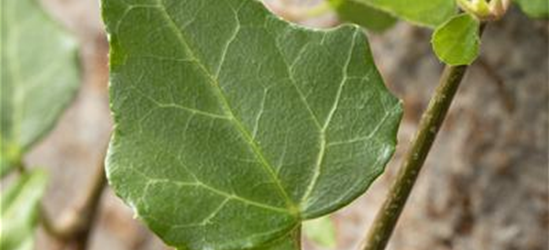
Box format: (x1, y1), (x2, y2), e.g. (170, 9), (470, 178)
(432, 14), (481, 66)
(0, 0), (80, 176)
(102, 0), (402, 249)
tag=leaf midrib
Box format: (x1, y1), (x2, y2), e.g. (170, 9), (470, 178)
(129, 167), (290, 214)
(133, 0), (298, 214)
(298, 29), (359, 209)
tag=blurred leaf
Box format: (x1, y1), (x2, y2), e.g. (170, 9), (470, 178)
(513, 0), (549, 18)
(303, 216), (337, 248)
(0, 0), (80, 177)
(0, 169), (49, 250)
(432, 14), (480, 66)
(329, 0), (397, 32)
(354, 0), (457, 27)
(13, 237), (33, 250)
(102, 0), (403, 249)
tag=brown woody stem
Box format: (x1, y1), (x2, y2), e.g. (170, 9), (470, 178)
(40, 153), (107, 250)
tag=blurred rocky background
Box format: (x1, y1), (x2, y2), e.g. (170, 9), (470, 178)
(24, 0), (548, 249)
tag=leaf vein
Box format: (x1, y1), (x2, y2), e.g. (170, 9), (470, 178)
(148, 0), (297, 212)
(327, 101), (401, 147)
(270, 32), (322, 129)
(299, 28), (360, 208)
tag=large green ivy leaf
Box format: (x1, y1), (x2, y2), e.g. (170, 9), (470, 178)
(513, 0), (549, 18)
(329, 0), (397, 32)
(432, 14), (481, 66)
(102, 0), (402, 249)
(251, 228), (300, 250)
(355, 0), (457, 27)
(0, 0), (80, 177)
(0, 169), (49, 250)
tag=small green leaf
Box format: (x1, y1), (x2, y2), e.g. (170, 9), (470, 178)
(329, 0), (397, 32)
(354, 0), (457, 27)
(0, 169), (49, 250)
(303, 216), (337, 248)
(0, 0), (80, 176)
(513, 0), (549, 18)
(102, 0), (402, 249)
(432, 14), (481, 66)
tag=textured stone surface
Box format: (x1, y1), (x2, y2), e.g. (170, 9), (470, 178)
(25, 0), (547, 249)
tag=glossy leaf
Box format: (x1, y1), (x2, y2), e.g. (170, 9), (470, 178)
(513, 0), (549, 18)
(102, 0), (402, 249)
(432, 14), (481, 66)
(303, 216), (337, 248)
(0, 170), (49, 250)
(329, 0), (397, 32)
(355, 0), (457, 27)
(0, 0), (80, 177)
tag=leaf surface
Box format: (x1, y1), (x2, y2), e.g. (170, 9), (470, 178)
(432, 14), (480, 66)
(250, 229), (300, 250)
(102, 0), (402, 249)
(329, 0), (397, 32)
(354, 0), (456, 27)
(0, 170), (48, 250)
(513, 0), (549, 18)
(0, 0), (80, 176)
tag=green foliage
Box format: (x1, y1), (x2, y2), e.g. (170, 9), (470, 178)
(0, 0), (78, 247)
(303, 216), (337, 248)
(250, 229), (300, 250)
(329, 0), (397, 32)
(456, 0), (491, 19)
(432, 14), (481, 66)
(354, 0), (457, 27)
(329, 0), (494, 65)
(102, 0), (402, 249)
(514, 0), (549, 18)
(0, 170), (49, 250)
(0, 0), (80, 177)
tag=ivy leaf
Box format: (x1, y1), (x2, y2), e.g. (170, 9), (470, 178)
(432, 14), (481, 66)
(354, 0), (457, 27)
(329, 0), (397, 32)
(303, 216), (337, 248)
(0, 0), (80, 177)
(513, 0), (549, 18)
(102, 0), (402, 249)
(0, 169), (49, 250)
(251, 229), (300, 250)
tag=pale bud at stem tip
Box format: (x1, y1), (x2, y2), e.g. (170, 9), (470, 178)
(456, 0), (510, 21)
